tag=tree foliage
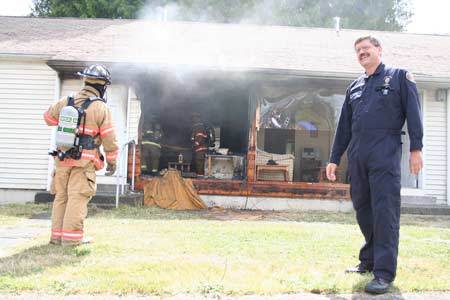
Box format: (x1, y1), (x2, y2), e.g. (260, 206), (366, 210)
(31, 0), (413, 31)
(31, 0), (146, 19)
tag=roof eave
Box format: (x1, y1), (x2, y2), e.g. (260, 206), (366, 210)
(0, 53), (52, 62)
(255, 68), (450, 86)
(46, 59), (450, 87)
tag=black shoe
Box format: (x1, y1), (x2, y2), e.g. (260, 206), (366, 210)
(365, 277), (392, 294)
(345, 263), (373, 274)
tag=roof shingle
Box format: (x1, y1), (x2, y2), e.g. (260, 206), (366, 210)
(1, 16), (449, 79)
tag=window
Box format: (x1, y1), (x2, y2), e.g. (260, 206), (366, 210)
(256, 80), (349, 183)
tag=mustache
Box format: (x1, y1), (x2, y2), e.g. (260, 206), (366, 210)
(359, 53), (369, 60)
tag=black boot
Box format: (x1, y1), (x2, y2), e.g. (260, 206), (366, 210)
(345, 262), (373, 274)
(365, 277), (391, 294)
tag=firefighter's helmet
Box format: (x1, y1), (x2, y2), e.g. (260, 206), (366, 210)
(77, 64), (111, 85)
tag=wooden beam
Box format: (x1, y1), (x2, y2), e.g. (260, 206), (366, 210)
(193, 179), (349, 199)
(247, 97), (258, 182)
(137, 176), (350, 200)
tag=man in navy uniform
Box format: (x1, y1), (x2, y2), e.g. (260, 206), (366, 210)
(326, 36), (423, 294)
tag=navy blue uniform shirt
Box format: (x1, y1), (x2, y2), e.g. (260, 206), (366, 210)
(330, 63), (423, 165)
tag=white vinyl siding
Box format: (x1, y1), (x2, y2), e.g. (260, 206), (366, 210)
(0, 60), (57, 189)
(423, 89), (447, 204)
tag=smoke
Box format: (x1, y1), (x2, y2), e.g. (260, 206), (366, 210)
(112, 0), (340, 100)
(238, 0), (282, 25)
(136, 0), (309, 26)
(113, 1), (258, 90)
(113, 1), (303, 123)
(137, 2), (182, 21)
(111, 1), (302, 128)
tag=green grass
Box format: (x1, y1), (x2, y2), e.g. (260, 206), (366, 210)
(0, 203), (49, 218)
(0, 203), (49, 227)
(0, 204), (449, 295)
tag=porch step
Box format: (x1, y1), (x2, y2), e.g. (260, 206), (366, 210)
(34, 191), (143, 209)
(401, 203), (450, 215)
(97, 183), (129, 194)
(401, 195), (436, 205)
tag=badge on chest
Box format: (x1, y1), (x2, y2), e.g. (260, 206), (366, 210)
(376, 76), (393, 96)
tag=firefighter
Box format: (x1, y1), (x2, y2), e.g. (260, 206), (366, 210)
(326, 36), (423, 294)
(191, 113), (210, 175)
(141, 122), (162, 175)
(44, 64), (118, 246)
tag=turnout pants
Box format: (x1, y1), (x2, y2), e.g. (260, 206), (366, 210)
(50, 162), (97, 246)
(348, 133), (402, 282)
(142, 143), (161, 173)
(194, 150), (206, 175)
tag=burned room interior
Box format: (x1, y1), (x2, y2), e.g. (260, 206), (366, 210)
(133, 69), (350, 185)
(254, 77), (350, 183)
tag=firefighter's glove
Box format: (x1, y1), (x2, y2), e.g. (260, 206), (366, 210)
(105, 162), (116, 176)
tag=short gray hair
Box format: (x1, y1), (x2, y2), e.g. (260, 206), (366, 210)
(354, 36), (381, 48)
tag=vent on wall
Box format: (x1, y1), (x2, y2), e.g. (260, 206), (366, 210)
(436, 89), (447, 102)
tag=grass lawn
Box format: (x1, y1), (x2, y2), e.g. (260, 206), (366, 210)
(0, 203), (449, 296)
(0, 203), (49, 227)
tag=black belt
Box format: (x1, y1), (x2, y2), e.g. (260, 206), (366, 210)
(79, 135), (97, 150)
(48, 135), (98, 161)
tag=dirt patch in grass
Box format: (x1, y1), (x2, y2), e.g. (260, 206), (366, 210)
(1, 203), (449, 229)
(92, 205), (450, 229)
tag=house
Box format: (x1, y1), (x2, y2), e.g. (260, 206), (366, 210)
(0, 16), (449, 209)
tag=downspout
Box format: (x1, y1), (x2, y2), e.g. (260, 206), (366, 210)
(447, 89), (450, 205)
(127, 87), (136, 191)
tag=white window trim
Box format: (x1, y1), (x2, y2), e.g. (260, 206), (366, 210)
(46, 74), (61, 191)
(418, 89), (425, 190)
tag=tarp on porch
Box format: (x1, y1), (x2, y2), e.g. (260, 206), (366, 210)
(143, 169), (206, 210)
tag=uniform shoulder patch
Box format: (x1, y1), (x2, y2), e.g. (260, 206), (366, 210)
(406, 71), (416, 83)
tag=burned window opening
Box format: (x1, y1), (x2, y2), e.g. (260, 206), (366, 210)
(137, 74), (250, 179)
(255, 79), (350, 184)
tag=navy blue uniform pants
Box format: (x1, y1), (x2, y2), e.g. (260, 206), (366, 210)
(348, 132), (402, 282)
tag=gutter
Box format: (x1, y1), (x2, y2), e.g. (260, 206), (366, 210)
(249, 68), (450, 86)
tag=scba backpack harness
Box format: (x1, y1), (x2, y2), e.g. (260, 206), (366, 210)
(50, 96), (104, 161)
